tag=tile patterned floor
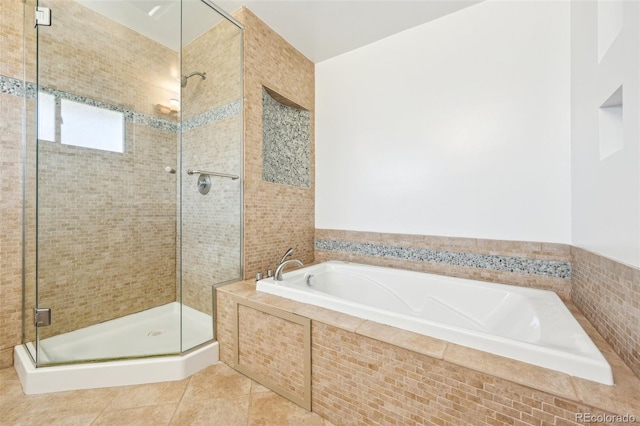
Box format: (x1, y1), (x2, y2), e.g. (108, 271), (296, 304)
(0, 363), (332, 425)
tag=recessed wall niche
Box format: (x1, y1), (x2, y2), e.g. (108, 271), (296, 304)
(262, 87), (311, 188)
(599, 85), (623, 160)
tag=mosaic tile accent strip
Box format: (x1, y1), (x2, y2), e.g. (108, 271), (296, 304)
(315, 239), (572, 278)
(0, 74), (34, 98)
(0, 75), (239, 134)
(262, 87), (311, 188)
(182, 99), (241, 132)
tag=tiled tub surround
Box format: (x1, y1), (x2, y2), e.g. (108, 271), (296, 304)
(217, 280), (640, 425)
(571, 247), (640, 380)
(315, 229), (573, 300)
(262, 87), (311, 188)
(256, 261), (612, 384)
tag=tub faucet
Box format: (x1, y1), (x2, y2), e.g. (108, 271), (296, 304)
(279, 247), (294, 265)
(274, 259), (303, 281)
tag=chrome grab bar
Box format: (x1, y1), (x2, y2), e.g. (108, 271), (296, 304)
(187, 169), (239, 180)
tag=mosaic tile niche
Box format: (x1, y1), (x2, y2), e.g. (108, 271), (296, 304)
(262, 87), (311, 188)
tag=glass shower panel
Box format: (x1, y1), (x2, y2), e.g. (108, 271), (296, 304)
(34, 0), (182, 364)
(180, 1), (243, 352)
(22, 0), (38, 363)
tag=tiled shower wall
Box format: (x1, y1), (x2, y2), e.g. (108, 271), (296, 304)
(180, 17), (243, 316)
(0, 92), (23, 365)
(233, 8), (315, 279)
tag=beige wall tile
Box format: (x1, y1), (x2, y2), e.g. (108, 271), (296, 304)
(311, 322), (612, 426)
(237, 304), (306, 401)
(38, 1), (178, 117)
(0, 93), (24, 355)
(443, 344), (577, 401)
(215, 291), (236, 365)
(233, 8), (315, 280)
(571, 246), (640, 379)
(35, 124), (178, 337)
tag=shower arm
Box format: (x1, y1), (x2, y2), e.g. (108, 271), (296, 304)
(181, 71), (207, 87)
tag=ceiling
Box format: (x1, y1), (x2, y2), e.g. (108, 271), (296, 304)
(76, 0), (481, 63)
(217, 1), (481, 63)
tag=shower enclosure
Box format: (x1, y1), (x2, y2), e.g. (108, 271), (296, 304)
(21, 0), (242, 372)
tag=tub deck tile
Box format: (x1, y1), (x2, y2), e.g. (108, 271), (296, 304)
(442, 344), (579, 402)
(293, 304), (366, 332)
(571, 353), (640, 418)
(217, 280), (257, 298)
(249, 292), (308, 313)
(355, 320), (448, 360)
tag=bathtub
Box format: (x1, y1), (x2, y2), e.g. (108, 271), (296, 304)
(256, 261), (613, 385)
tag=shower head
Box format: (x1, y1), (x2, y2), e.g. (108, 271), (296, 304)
(181, 71), (207, 88)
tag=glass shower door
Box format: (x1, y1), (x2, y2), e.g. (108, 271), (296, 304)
(30, 0), (243, 366)
(33, 0), (183, 365)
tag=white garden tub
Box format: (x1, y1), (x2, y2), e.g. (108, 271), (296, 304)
(257, 261), (613, 385)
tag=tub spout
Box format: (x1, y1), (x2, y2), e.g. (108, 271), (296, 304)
(274, 259), (303, 281)
(279, 247), (294, 265)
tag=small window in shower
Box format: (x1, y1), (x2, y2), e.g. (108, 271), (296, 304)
(37, 92), (56, 142)
(61, 99), (124, 153)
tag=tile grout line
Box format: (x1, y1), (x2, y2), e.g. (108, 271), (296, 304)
(167, 375), (194, 425)
(88, 386), (121, 425)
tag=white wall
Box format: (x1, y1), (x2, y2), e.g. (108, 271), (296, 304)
(315, 0), (571, 243)
(571, 1), (640, 267)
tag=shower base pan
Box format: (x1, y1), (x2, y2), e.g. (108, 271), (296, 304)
(14, 302), (218, 394)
